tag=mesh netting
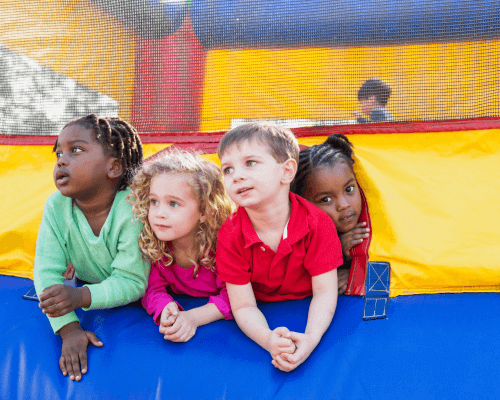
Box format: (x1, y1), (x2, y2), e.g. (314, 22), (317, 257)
(0, 0), (499, 136)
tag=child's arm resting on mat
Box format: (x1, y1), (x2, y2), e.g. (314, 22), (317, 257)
(226, 283), (296, 366)
(34, 198), (81, 333)
(58, 321), (103, 382)
(273, 269), (338, 372)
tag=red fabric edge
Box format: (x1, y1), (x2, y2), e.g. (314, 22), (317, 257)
(1, 117), (499, 146)
(344, 186), (371, 296)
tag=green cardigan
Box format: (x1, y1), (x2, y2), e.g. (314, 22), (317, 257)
(34, 189), (150, 333)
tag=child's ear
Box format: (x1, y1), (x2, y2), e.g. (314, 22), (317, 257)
(281, 158), (297, 185)
(108, 158), (124, 179)
(200, 215), (207, 224)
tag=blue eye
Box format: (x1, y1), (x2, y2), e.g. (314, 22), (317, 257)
(246, 160), (257, 167)
(169, 201), (179, 208)
(223, 167), (233, 175)
(150, 199), (158, 206)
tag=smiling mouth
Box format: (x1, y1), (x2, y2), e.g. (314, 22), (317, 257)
(237, 187), (252, 195)
(339, 213), (355, 222)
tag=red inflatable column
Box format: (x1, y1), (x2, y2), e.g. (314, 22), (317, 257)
(132, 15), (206, 134)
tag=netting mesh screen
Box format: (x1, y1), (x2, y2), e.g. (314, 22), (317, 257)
(0, 0), (499, 136)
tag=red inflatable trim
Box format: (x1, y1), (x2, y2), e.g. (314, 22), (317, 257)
(1, 117), (499, 146)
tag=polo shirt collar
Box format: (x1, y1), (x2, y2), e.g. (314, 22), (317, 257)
(239, 192), (310, 249)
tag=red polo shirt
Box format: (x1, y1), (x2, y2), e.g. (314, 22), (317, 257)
(216, 192), (343, 302)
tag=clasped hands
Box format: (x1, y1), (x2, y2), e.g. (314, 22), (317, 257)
(159, 302), (198, 342)
(268, 327), (318, 372)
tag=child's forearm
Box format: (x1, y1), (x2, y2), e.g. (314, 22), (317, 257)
(185, 303), (224, 327)
(305, 289), (337, 341)
(233, 306), (272, 351)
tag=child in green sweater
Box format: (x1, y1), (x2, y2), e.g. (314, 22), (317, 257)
(34, 114), (149, 382)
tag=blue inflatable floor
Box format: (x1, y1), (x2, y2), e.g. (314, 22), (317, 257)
(1, 275), (499, 400)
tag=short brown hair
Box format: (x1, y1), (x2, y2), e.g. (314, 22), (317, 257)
(217, 121), (299, 163)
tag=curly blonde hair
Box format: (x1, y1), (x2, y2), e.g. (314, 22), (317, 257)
(127, 149), (234, 277)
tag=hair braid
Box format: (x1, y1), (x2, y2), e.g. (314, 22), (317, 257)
(54, 114), (143, 191)
(291, 133), (355, 197)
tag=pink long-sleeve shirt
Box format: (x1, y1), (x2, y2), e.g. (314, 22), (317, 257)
(142, 256), (233, 324)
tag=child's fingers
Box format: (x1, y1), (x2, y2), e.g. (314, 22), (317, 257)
(69, 353), (82, 381)
(287, 331), (303, 344)
(38, 284), (64, 301)
(278, 343), (296, 354)
(166, 302), (179, 315)
(274, 326), (291, 338)
(78, 350), (88, 378)
(59, 356), (68, 377)
(272, 355), (295, 372)
(64, 353), (77, 381)
(276, 336), (294, 348)
(163, 323), (180, 336)
(86, 331), (103, 347)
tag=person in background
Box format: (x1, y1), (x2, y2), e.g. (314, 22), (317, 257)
(353, 78), (394, 123)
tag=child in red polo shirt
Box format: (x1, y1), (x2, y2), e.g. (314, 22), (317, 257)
(216, 122), (343, 372)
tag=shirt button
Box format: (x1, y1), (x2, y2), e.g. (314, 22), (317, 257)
(260, 246), (266, 251)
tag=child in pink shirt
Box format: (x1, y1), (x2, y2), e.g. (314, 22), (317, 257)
(128, 150), (234, 342)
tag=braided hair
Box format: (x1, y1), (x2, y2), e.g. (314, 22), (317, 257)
(54, 114), (143, 190)
(291, 134), (355, 197)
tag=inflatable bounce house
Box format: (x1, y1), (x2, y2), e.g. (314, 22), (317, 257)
(1, 0), (499, 398)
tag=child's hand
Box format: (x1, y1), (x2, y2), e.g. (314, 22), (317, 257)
(39, 285), (90, 317)
(159, 302), (179, 336)
(267, 327), (297, 360)
(337, 269), (350, 295)
(272, 331), (318, 372)
(339, 222), (370, 259)
(62, 262), (75, 280)
(162, 311), (198, 342)
(59, 322), (103, 381)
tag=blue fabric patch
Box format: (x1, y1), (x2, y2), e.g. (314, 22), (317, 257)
(363, 261), (390, 320)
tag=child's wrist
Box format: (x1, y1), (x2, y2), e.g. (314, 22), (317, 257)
(78, 286), (92, 309)
(304, 330), (322, 343)
(58, 321), (82, 339)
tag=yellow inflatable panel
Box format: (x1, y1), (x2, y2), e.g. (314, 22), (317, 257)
(298, 129), (500, 296)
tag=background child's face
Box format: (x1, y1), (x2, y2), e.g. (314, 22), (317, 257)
(303, 163), (362, 233)
(53, 125), (112, 200)
(220, 140), (285, 209)
(148, 173), (204, 244)
(359, 95), (378, 115)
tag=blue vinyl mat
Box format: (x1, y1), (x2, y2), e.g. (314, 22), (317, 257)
(1, 275), (499, 400)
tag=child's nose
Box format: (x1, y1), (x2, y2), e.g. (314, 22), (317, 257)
(57, 154), (68, 167)
(232, 168), (244, 181)
(156, 205), (168, 218)
(337, 197), (350, 210)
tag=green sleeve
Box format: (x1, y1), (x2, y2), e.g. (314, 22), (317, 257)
(33, 194), (80, 333)
(84, 203), (150, 310)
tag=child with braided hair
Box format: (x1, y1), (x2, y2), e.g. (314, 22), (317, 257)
(291, 134), (371, 295)
(34, 114), (150, 381)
